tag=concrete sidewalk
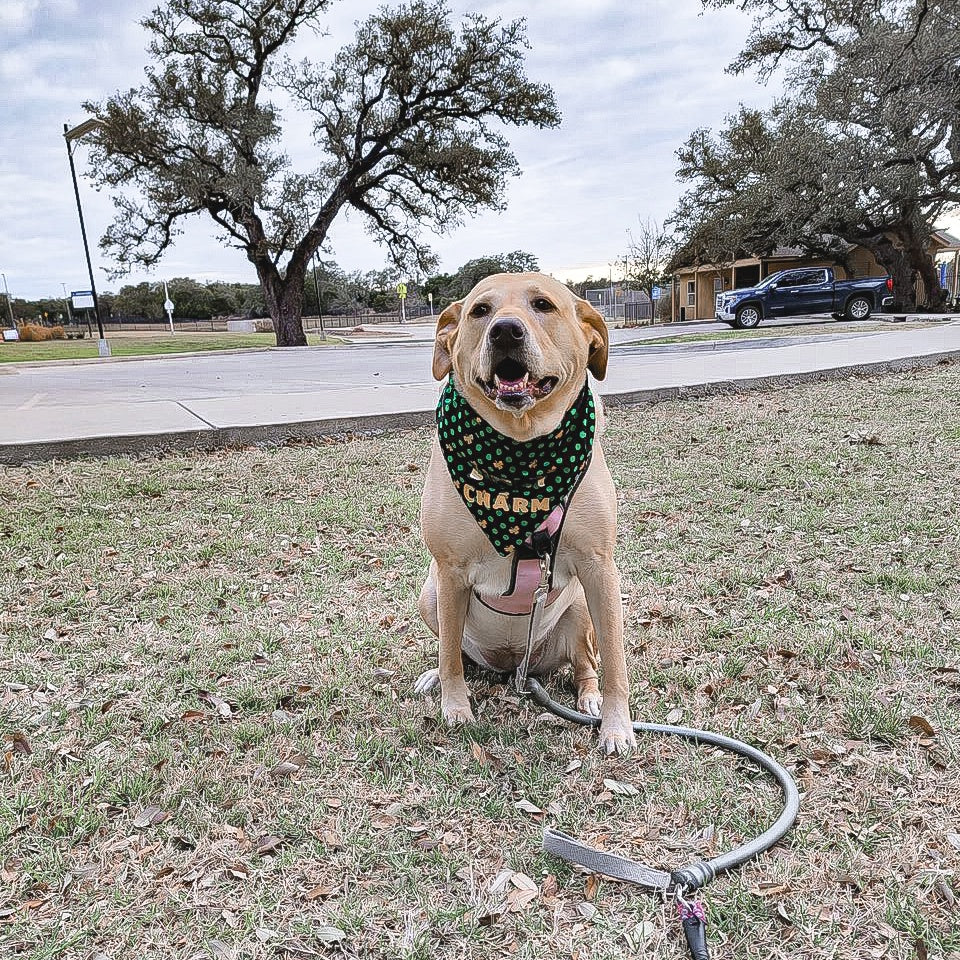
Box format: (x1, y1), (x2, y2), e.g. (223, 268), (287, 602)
(2, 321), (959, 464)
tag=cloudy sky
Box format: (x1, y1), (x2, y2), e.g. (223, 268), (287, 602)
(1, 0), (779, 300)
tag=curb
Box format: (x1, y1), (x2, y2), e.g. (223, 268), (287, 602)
(2, 349), (958, 467)
(0, 343), (341, 370)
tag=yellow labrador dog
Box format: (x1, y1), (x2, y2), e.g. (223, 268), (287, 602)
(415, 272), (635, 754)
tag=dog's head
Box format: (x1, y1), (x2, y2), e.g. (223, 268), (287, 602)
(432, 272), (608, 436)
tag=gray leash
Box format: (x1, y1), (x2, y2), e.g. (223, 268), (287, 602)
(507, 537), (799, 957)
(523, 676), (800, 959)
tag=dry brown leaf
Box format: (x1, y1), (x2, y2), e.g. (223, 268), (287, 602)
(255, 835), (283, 855)
(489, 869), (514, 895)
(908, 714), (936, 736)
(270, 760), (301, 777)
(207, 940), (235, 960)
(304, 884), (337, 901)
(132, 805), (168, 829)
(506, 887), (538, 912)
(510, 872), (538, 892)
(7, 733), (31, 756)
(603, 778), (640, 797)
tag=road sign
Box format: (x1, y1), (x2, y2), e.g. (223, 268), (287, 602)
(164, 299), (174, 313)
(396, 282), (408, 299)
(651, 286), (662, 300)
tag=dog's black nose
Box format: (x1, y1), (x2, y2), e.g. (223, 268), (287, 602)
(488, 318), (526, 344)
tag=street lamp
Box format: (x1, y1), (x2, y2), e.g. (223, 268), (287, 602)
(63, 118), (110, 357)
(608, 261), (615, 321)
(2, 273), (15, 329)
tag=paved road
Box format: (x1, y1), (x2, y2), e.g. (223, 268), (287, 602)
(0, 316), (913, 408)
(2, 317), (958, 462)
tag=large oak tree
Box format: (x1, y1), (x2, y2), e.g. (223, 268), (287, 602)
(84, 0), (560, 345)
(671, 0), (959, 308)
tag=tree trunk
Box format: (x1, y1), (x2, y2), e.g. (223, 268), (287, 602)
(904, 235), (947, 310)
(258, 265), (308, 346)
(860, 234), (914, 311)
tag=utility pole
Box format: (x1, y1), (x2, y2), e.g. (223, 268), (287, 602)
(1, 273), (15, 328)
(64, 119), (110, 357)
(60, 282), (75, 328)
(163, 279), (175, 334)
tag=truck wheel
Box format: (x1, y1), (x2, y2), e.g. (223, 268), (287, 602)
(845, 296), (871, 321)
(733, 304), (762, 329)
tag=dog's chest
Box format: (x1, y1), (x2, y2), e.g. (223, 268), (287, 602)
(459, 551), (579, 672)
(467, 549), (573, 600)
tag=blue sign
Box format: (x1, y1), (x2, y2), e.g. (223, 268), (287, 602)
(939, 262), (948, 286)
(651, 286), (662, 300)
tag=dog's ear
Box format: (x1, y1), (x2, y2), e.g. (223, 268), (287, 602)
(432, 301), (462, 380)
(576, 298), (609, 380)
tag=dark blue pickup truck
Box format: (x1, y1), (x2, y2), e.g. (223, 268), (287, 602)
(715, 267), (894, 328)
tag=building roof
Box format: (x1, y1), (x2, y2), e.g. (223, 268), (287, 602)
(932, 229), (960, 250)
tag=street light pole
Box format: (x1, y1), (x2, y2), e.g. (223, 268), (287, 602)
(1, 273), (15, 328)
(63, 119), (110, 357)
(608, 262), (615, 321)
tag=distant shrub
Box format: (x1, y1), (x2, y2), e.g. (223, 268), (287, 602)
(50, 325), (66, 340)
(18, 324), (54, 342)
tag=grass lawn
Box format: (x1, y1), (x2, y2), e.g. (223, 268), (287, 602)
(633, 321), (928, 346)
(2, 365), (958, 959)
(0, 333), (336, 363)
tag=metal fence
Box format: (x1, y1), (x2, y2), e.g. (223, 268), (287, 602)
(92, 305), (436, 333)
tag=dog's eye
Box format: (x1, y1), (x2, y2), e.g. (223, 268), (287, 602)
(532, 297), (555, 313)
(469, 302), (491, 318)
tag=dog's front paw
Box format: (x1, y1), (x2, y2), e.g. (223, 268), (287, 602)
(441, 688), (474, 726)
(414, 668), (440, 696)
(577, 684), (603, 719)
(599, 716), (636, 756)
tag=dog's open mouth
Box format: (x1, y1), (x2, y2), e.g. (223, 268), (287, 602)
(478, 358), (559, 407)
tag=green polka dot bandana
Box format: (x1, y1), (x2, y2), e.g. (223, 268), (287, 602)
(436, 378), (596, 556)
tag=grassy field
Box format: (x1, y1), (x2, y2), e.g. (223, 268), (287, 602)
(2, 365), (958, 959)
(0, 333), (336, 363)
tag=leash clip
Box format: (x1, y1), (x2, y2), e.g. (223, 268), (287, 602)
(675, 886), (709, 960)
(533, 555), (551, 603)
(516, 551), (552, 694)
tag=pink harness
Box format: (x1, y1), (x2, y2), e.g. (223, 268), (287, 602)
(476, 506), (566, 615)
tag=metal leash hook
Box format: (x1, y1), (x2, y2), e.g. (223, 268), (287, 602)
(676, 887), (709, 960)
(515, 551), (552, 693)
